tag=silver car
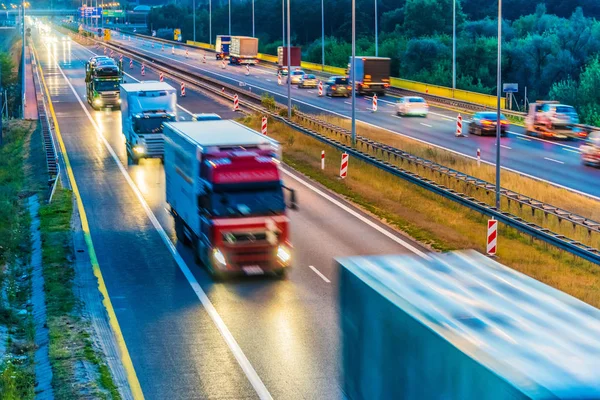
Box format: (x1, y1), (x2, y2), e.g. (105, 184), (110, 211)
(288, 70), (305, 85)
(396, 96), (429, 117)
(298, 74), (318, 88)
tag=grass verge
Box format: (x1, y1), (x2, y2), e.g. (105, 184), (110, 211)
(241, 113), (600, 308)
(0, 121), (40, 400)
(40, 187), (121, 400)
(294, 113), (600, 251)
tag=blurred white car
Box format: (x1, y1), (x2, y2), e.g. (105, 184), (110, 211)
(288, 69), (305, 85)
(396, 96), (429, 117)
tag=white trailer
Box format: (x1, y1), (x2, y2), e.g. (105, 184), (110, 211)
(120, 82), (177, 163)
(229, 36), (259, 65)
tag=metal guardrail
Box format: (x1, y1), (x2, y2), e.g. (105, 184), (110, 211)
(30, 45), (60, 199)
(77, 33), (600, 265)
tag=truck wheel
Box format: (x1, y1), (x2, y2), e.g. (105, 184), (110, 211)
(274, 268), (287, 280)
(175, 215), (190, 246)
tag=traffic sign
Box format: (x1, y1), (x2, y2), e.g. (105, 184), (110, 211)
(503, 83), (518, 93)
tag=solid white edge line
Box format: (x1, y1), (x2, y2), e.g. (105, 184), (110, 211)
(48, 38), (274, 400)
(280, 168), (431, 260)
(309, 266), (331, 283)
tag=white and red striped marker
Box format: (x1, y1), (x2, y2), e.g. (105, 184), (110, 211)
(185, 49), (189, 58)
(110, 49), (114, 57)
(161, 44), (164, 52)
(180, 82), (186, 97)
(261, 116), (268, 135)
(152, 42), (154, 48)
(456, 114), (463, 137)
(172, 46), (175, 55)
(202, 53), (206, 63)
(159, 72), (164, 82)
(233, 94), (239, 111)
(277, 73), (282, 86)
(221, 59), (226, 69)
(321, 150), (325, 170)
(245, 64), (250, 76)
(103, 47), (107, 55)
(129, 59), (133, 69)
(141, 64), (146, 76)
(95, 43), (99, 49)
(340, 152), (349, 178)
(119, 54), (123, 63)
(477, 148), (481, 166)
(318, 81), (323, 96)
(487, 219), (498, 256)
(372, 94), (378, 112)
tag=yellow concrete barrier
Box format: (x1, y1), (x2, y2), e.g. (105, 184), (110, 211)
(184, 40), (504, 109)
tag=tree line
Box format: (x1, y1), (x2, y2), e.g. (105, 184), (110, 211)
(146, 0), (600, 125)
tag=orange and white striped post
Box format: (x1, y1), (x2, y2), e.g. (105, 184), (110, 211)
(372, 94), (378, 112)
(233, 94), (239, 111)
(277, 73), (282, 86)
(477, 148), (481, 166)
(487, 219), (498, 256)
(261, 116), (267, 135)
(185, 49), (189, 58)
(340, 152), (349, 179)
(129, 59), (133, 69)
(141, 64), (145, 76)
(321, 150), (325, 170)
(159, 72), (164, 82)
(318, 81), (323, 97)
(221, 59), (226, 69)
(202, 53), (206, 63)
(245, 64), (250, 76)
(172, 46), (175, 55)
(180, 82), (186, 97)
(103, 46), (107, 55)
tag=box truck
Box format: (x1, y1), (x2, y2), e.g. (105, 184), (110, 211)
(229, 36), (259, 65)
(277, 46), (301, 75)
(164, 120), (297, 279)
(347, 56), (391, 96)
(120, 82), (178, 164)
(215, 35), (231, 60)
(339, 250), (600, 399)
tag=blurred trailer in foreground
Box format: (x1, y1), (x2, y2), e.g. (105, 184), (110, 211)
(338, 250), (600, 400)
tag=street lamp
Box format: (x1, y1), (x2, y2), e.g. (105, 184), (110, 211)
(374, 0), (378, 57)
(228, 0), (231, 36)
(193, 0), (195, 43)
(351, 0), (356, 145)
(286, 0), (291, 118)
(21, 0), (25, 117)
(452, 0), (456, 89)
(321, 0), (324, 70)
(209, 0), (212, 45)
(252, 0), (254, 37)
(282, 0), (284, 47)
(495, 0), (502, 210)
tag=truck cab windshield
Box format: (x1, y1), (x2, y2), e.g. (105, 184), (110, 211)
(94, 80), (120, 91)
(133, 116), (174, 134)
(202, 182), (285, 217)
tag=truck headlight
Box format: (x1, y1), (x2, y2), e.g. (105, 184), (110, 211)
(277, 246), (291, 263)
(117, 99), (122, 104)
(93, 98), (102, 105)
(133, 145), (145, 154)
(213, 248), (227, 266)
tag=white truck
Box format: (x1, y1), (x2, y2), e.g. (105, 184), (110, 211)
(229, 36), (259, 65)
(120, 82), (178, 164)
(164, 120), (296, 279)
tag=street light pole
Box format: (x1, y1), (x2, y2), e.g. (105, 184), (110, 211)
(228, 0), (231, 36)
(193, 0), (195, 43)
(452, 0), (456, 90)
(321, 0), (324, 70)
(495, 0), (502, 210)
(351, 0), (356, 145)
(252, 0), (254, 37)
(209, 0), (212, 45)
(374, 0), (378, 57)
(21, 0), (25, 118)
(282, 0), (285, 47)
(286, 0), (291, 118)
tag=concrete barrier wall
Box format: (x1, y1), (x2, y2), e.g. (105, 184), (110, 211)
(186, 40), (505, 109)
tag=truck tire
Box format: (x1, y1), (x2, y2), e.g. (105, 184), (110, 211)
(274, 268), (287, 280)
(174, 215), (190, 246)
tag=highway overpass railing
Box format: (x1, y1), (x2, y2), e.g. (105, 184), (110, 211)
(70, 30), (600, 265)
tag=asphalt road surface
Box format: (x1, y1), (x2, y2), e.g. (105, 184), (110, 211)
(36, 29), (430, 399)
(101, 29), (600, 199)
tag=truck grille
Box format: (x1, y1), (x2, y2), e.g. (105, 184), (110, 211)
(100, 92), (118, 100)
(226, 246), (275, 266)
(144, 135), (164, 156)
(223, 231), (269, 244)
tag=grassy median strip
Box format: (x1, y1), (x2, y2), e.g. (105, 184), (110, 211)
(40, 187), (121, 400)
(241, 113), (600, 308)
(294, 113), (600, 251)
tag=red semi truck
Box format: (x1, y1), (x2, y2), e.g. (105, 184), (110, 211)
(277, 46), (301, 75)
(164, 120), (296, 279)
